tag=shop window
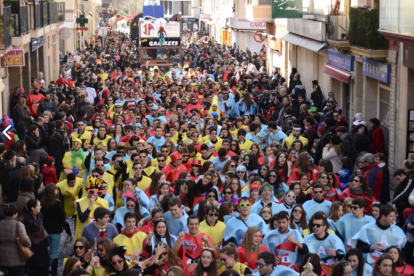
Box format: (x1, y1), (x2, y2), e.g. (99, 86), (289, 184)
(142, 48), (180, 62)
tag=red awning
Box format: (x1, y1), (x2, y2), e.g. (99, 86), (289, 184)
(323, 64), (351, 83)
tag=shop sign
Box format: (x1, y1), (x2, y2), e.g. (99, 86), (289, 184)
(272, 0), (303, 19)
(229, 17), (266, 30)
(1, 49), (25, 67)
(362, 57), (391, 84)
(141, 37), (181, 47)
(327, 49), (354, 72)
(140, 20), (180, 38)
(201, 14), (210, 20)
(287, 18), (326, 41)
(31, 36), (45, 52)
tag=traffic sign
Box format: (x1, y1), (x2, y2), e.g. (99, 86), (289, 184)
(76, 27), (89, 31)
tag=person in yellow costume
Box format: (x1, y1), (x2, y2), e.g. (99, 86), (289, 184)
(113, 212), (147, 265)
(198, 205), (225, 257)
(94, 125), (113, 147)
(128, 161), (152, 192)
(237, 128), (253, 152)
(282, 125), (308, 149)
(74, 177), (109, 242)
(209, 95), (221, 121)
(70, 120), (93, 145)
(56, 173), (84, 218)
(203, 127), (223, 152)
(59, 139), (86, 181)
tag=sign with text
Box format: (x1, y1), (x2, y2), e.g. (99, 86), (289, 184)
(362, 57), (391, 84)
(327, 49), (354, 72)
(272, 0), (303, 19)
(140, 20), (180, 38)
(201, 14), (210, 20)
(229, 17), (266, 30)
(31, 36), (45, 52)
(1, 49), (25, 67)
(141, 37), (181, 47)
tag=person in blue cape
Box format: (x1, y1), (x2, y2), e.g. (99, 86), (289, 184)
(223, 196), (268, 247)
(351, 205), (406, 265)
(113, 190), (150, 230)
(335, 198), (375, 251)
(253, 251), (299, 276)
(250, 184), (282, 216)
(262, 211), (308, 268)
(146, 126), (166, 152)
(163, 197), (189, 237)
(304, 212), (345, 272)
(302, 184), (332, 220)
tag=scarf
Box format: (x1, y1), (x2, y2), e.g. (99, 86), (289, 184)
(71, 150), (86, 169)
(350, 186), (364, 195)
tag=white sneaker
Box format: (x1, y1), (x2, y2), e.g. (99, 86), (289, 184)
(65, 235), (73, 243)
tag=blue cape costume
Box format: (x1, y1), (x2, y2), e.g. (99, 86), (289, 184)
(304, 232), (346, 269)
(223, 214), (268, 246)
(250, 201), (286, 217)
(262, 228), (304, 267)
(163, 211), (189, 236)
(103, 194), (115, 212)
(335, 213), (375, 251)
(146, 136), (166, 152)
(352, 263), (373, 276)
(350, 221), (406, 264)
(302, 199), (332, 221)
(113, 206), (150, 228)
(121, 187), (150, 210)
(148, 234), (177, 254)
(252, 266), (299, 276)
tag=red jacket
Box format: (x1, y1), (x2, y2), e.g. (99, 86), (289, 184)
(26, 93), (45, 116)
(339, 188), (376, 214)
(363, 162), (383, 201)
(370, 126), (385, 154)
(42, 165), (58, 185)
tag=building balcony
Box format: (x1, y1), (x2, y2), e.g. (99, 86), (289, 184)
(0, 6), (13, 53)
(3, 0), (31, 45)
(245, 0), (272, 23)
(27, 1), (65, 37)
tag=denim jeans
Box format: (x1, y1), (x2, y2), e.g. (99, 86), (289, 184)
(48, 233), (61, 260)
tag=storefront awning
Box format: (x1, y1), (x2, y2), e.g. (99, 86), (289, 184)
(323, 64), (352, 83)
(281, 33), (325, 53)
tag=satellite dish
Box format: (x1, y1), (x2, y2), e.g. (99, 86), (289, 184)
(59, 27), (71, 40)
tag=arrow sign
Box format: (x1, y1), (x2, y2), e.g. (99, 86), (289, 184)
(2, 125), (11, 140)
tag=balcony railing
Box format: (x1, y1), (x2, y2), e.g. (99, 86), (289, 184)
(4, 1), (29, 36)
(57, 2), (65, 23)
(28, 2), (42, 29)
(1, 6), (13, 49)
(42, 1), (48, 26)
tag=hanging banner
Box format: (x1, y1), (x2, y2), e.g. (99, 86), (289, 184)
(272, 0), (303, 19)
(140, 20), (180, 38)
(141, 37), (181, 47)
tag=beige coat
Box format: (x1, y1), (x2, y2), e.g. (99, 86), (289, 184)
(15, 191), (35, 221)
(0, 217), (32, 267)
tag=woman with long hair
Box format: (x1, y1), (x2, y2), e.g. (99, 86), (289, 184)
(189, 248), (219, 276)
(235, 165), (248, 188)
(289, 182), (306, 205)
(291, 253), (327, 276)
(62, 257), (81, 276)
(91, 238), (116, 276)
(322, 135), (345, 173)
(385, 245), (414, 276)
(289, 204), (308, 235)
(372, 254), (398, 276)
(339, 175), (375, 214)
(346, 248), (373, 276)
(244, 154), (260, 175)
(230, 140), (240, 155)
(287, 152), (319, 184)
(219, 185), (238, 204)
(264, 169), (289, 200)
(317, 171), (339, 202)
(68, 237), (92, 270)
(258, 146), (275, 167)
(149, 181), (171, 210)
(113, 192), (150, 231)
(179, 180), (204, 214)
(153, 242), (187, 275)
(166, 266), (185, 276)
(229, 178), (242, 199)
(328, 201), (344, 224)
(201, 161), (215, 175)
(13, 97), (33, 140)
(236, 226), (269, 270)
(41, 184), (66, 276)
(197, 171), (214, 194)
(142, 218), (177, 258)
(271, 152), (292, 182)
(146, 172), (167, 199)
(16, 178), (35, 221)
(220, 160), (238, 178)
(331, 260), (353, 276)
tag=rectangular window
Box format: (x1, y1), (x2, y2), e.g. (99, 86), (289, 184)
(258, 0), (271, 5)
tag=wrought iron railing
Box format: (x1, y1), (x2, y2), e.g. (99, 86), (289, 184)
(4, 1), (29, 36)
(1, 6), (13, 49)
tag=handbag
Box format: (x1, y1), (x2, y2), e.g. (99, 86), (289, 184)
(15, 222), (34, 261)
(27, 222), (49, 246)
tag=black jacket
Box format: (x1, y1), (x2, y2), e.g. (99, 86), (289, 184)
(38, 99), (55, 114)
(13, 106), (32, 127)
(4, 166), (23, 203)
(23, 212), (50, 268)
(25, 131), (42, 155)
(41, 200), (66, 234)
(45, 129), (67, 160)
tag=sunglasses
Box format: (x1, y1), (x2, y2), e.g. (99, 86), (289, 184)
(320, 176), (328, 179)
(88, 189), (104, 197)
(286, 194), (296, 199)
(220, 254), (234, 263)
(115, 160), (122, 163)
(127, 204), (135, 208)
(312, 223), (325, 228)
(268, 174), (277, 178)
(98, 248), (105, 252)
(293, 209), (303, 214)
(346, 204), (352, 208)
(207, 194), (216, 199)
(261, 210), (271, 215)
(237, 171), (245, 174)
(351, 206), (360, 210)
(230, 165), (236, 168)
(223, 191), (232, 195)
(208, 213), (218, 217)
(158, 159), (165, 162)
(353, 179), (360, 183)
(256, 262), (271, 268)
(134, 167), (142, 170)
(260, 167), (268, 171)
(313, 190), (324, 194)
(74, 246), (84, 250)
(239, 203), (251, 208)
(111, 259), (124, 266)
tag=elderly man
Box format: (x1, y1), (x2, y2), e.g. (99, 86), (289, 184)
(362, 153), (383, 202)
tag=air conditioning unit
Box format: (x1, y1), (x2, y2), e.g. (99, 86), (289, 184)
(329, 15), (348, 41)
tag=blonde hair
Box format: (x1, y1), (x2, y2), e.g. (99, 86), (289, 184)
(21, 165), (35, 180)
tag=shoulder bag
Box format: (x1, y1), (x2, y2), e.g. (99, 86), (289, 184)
(15, 222), (34, 260)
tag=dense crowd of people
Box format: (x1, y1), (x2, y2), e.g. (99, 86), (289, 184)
(0, 24), (413, 276)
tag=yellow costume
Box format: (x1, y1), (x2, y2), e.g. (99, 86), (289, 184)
(238, 139), (253, 152)
(113, 231), (147, 265)
(199, 220), (225, 256)
(59, 141), (86, 181)
(56, 177), (83, 218)
(93, 135), (113, 147)
(218, 262), (249, 274)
